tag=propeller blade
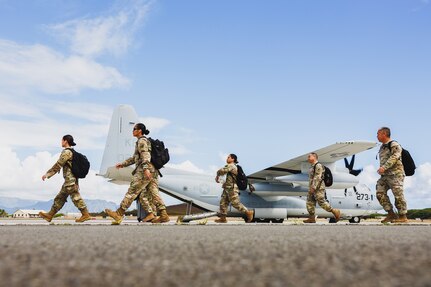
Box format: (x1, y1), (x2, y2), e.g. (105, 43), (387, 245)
(344, 155), (361, 176)
(350, 169), (362, 176)
(350, 155), (356, 170)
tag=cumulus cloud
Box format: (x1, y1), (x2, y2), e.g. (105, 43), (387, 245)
(140, 117), (171, 133)
(0, 40), (129, 94)
(0, 147), (194, 207)
(47, 0), (151, 58)
(0, 98), (112, 150)
(166, 160), (207, 174)
(0, 147), (126, 203)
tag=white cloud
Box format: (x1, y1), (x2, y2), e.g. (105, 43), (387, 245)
(47, 102), (113, 124)
(0, 40), (129, 94)
(140, 117), (171, 133)
(48, 1), (151, 58)
(0, 147), (126, 203)
(0, 96), (114, 150)
(166, 160), (207, 174)
(219, 152), (228, 163)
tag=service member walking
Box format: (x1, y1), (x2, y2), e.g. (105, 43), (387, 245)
(215, 154), (253, 223)
(376, 127), (408, 223)
(105, 123), (169, 224)
(304, 153), (341, 223)
(40, 135), (90, 223)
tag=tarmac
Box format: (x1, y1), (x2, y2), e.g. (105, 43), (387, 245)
(0, 219), (430, 287)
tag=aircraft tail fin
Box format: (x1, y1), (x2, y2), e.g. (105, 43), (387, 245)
(99, 105), (139, 176)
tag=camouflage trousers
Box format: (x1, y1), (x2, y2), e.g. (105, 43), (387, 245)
(51, 183), (87, 213)
(306, 188), (333, 216)
(219, 188), (248, 216)
(376, 175), (407, 215)
(119, 173), (166, 214)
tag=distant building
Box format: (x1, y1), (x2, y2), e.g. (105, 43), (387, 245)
(65, 212), (81, 219)
(13, 209), (45, 218)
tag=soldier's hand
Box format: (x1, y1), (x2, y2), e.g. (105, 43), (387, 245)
(215, 176), (219, 183)
(377, 167), (385, 175)
(42, 175), (47, 181)
(309, 188), (315, 193)
(115, 163), (123, 169)
(144, 169), (151, 180)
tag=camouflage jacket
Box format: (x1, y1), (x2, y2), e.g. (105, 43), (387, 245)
(122, 137), (155, 174)
(46, 149), (76, 186)
(309, 162), (324, 191)
(217, 163), (237, 190)
(379, 140), (405, 176)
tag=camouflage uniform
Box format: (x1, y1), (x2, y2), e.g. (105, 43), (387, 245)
(217, 163), (248, 216)
(376, 141), (407, 215)
(119, 136), (166, 214)
(306, 162), (333, 216)
(45, 149), (87, 213)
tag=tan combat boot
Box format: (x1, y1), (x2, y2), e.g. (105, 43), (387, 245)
(143, 212), (156, 222)
(332, 209), (341, 223)
(215, 216), (227, 223)
(245, 210), (254, 223)
(39, 210), (56, 222)
(381, 210), (397, 223)
(303, 216), (316, 223)
(393, 214), (408, 223)
(152, 210), (170, 223)
(105, 208), (124, 224)
(76, 208), (91, 223)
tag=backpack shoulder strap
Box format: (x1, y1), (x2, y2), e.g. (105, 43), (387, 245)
(64, 148), (74, 167)
(313, 162), (323, 172)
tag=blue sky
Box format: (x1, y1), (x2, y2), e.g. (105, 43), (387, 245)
(0, 0), (430, 208)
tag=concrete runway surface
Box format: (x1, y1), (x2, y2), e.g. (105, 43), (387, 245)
(0, 224), (430, 287)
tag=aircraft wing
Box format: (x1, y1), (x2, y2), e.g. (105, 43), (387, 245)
(247, 141), (377, 183)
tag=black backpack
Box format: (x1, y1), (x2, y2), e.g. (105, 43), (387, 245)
(148, 138), (170, 170)
(235, 165), (248, 191)
(314, 163), (333, 187)
(388, 141), (416, 176)
(67, 148), (90, 179)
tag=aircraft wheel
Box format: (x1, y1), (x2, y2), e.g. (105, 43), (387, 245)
(271, 218), (284, 224)
(349, 216), (361, 224)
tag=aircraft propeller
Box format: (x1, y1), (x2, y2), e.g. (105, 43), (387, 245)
(344, 155), (362, 176)
(343, 155), (361, 197)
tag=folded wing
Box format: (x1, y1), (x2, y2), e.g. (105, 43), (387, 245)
(247, 141), (377, 183)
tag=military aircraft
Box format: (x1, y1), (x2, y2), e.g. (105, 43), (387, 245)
(99, 105), (382, 223)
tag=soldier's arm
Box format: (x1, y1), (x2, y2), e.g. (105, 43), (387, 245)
(121, 156), (135, 167)
(382, 142), (402, 170)
(310, 164), (324, 190)
(217, 165), (231, 176)
(138, 138), (151, 170)
(45, 149), (72, 179)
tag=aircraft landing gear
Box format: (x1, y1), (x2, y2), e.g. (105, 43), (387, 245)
(271, 218), (284, 224)
(252, 218), (284, 223)
(349, 216), (361, 224)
